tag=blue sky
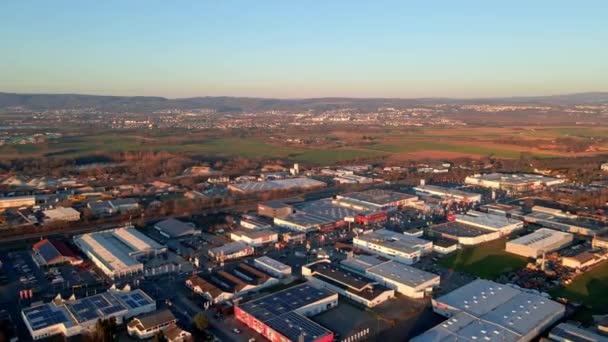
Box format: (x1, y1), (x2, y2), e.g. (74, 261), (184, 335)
(1, 0), (607, 98)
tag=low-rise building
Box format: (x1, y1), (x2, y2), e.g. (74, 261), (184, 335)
(302, 260), (394, 307)
(366, 260), (440, 299)
(185, 275), (231, 304)
(164, 323), (192, 342)
(601, 162), (608, 172)
(230, 229), (278, 247)
(465, 173), (565, 192)
(235, 283), (338, 342)
(413, 279), (565, 342)
(414, 185), (482, 203)
(0, 196), (36, 209)
(127, 309), (177, 339)
(254, 256), (292, 278)
(561, 251), (601, 269)
(505, 228), (573, 259)
(454, 210), (523, 235)
(593, 235), (608, 249)
(42, 207), (81, 222)
(22, 289), (156, 340)
(32, 239), (81, 267)
(353, 229), (432, 264)
(427, 221), (502, 246)
(549, 322), (608, 342)
(154, 218), (199, 239)
(258, 201), (293, 219)
(208, 242), (254, 261)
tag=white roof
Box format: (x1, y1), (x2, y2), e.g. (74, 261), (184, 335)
(255, 256), (291, 272)
(43, 207), (80, 220)
(354, 229), (431, 254)
(454, 211), (522, 231)
(436, 279), (521, 316)
(507, 228), (572, 249)
(367, 261), (439, 288)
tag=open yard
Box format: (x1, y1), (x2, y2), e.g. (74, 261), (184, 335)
(550, 260), (608, 312)
(438, 238), (528, 279)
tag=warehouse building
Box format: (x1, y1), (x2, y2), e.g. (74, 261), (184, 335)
(127, 309), (178, 340)
(0, 195), (36, 209)
(32, 239), (81, 267)
(427, 221), (501, 246)
(22, 289), (156, 340)
(228, 177), (326, 194)
(561, 251), (601, 269)
(255, 256), (292, 278)
(549, 322), (608, 342)
(465, 173), (565, 192)
(302, 260), (394, 307)
(208, 242), (254, 261)
(593, 235), (608, 249)
(73, 226), (167, 279)
(454, 210), (524, 235)
(413, 279), (565, 342)
(340, 254), (388, 274)
(230, 229), (278, 247)
(258, 201), (294, 219)
(366, 260), (440, 299)
(154, 218), (199, 238)
(414, 185), (482, 203)
(523, 211), (608, 237)
(239, 215), (273, 230)
(43, 207), (81, 222)
(335, 189), (418, 211)
(506, 228), (573, 259)
(353, 229), (432, 264)
(274, 212), (335, 233)
(235, 283), (338, 342)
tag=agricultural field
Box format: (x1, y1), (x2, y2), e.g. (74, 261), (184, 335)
(2, 125), (607, 165)
(438, 238), (528, 279)
(550, 260), (608, 312)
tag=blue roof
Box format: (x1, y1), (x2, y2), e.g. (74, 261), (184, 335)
(23, 304), (75, 330)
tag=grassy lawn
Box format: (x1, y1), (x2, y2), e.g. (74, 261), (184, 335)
(438, 238), (528, 279)
(549, 260), (608, 312)
(291, 148), (387, 165)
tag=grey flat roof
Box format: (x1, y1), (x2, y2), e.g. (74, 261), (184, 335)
(455, 211), (522, 230)
(436, 279), (521, 316)
(338, 189), (416, 206)
(355, 229), (430, 254)
(550, 323), (608, 342)
(367, 261), (439, 288)
(256, 256), (291, 272)
(154, 218), (196, 238)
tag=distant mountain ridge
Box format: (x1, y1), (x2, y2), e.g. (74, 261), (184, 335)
(1, 91), (607, 111)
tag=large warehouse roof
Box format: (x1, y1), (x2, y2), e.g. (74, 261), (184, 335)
(337, 189), (417, 208)
(154, 218), (197, 238)
(355, 229), (430, 254)
(507, 228), (573, 249)
(367, 261), (439, 288)
(415, 279), (565, 341)
(229, 177), (326, 193)
(454, 211), (522, 231)
(73, 227), (164, 273)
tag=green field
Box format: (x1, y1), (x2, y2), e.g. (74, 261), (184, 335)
(369, 140), (557, 159)
(291, 149), (387, 164)
(438, 239), (529, 279)
(550, 260), (608, 312)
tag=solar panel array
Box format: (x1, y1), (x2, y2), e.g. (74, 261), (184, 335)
(23, 305), (74, 330)
(66, 293), (126, 323)
(116, 290), (155, 309)
(265, 311), (332, 342)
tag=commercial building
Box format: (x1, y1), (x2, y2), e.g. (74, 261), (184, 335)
(601, 162), (608, 172)
(186, 275), (231, 304)
(561, 251), (602, 269)
(258, 201), (293, 219)
(302, 260), (394, 307)
(235, 283), (338, 342)
(240, 215), (273, 230)
(42, 207), (81, 222)
(230, 229), (278, 247)
(0, 195), (36, 209)
(366, 260), (440, 299)
(274, 212), (335, 233)
(108, 198), (140, 212)
(340, 254), (388, 274)
(523, 210), (608, 237)
(335, 189), (418, 211)
(353, 229), (432, 264)
(427, 221), (501, 246)
(413, 279), (565, 342)
(505, 228), (573, 259)
(465, 173), (565, 192)
(454, 210), (524, 235)
(73, 226), (167, 279)
(127, 309), (177, 339)
(163, 324), (193, 342)
(255, 256), (292, 278)
(32, 239), (81, 267)
(154, 218), (199, 238)
(549, 322), (608, 342)
(22, 289), (156, 340)
(414, 185), (482, 203)
(593, 235), (608, 249)
(208, 242), (254, 261)
(228, 177), (326, 194)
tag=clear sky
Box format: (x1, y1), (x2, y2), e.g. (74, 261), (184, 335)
(1, 0), (607, 98)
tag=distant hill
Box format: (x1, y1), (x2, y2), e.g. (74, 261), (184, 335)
(0, 91), (607, 111)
